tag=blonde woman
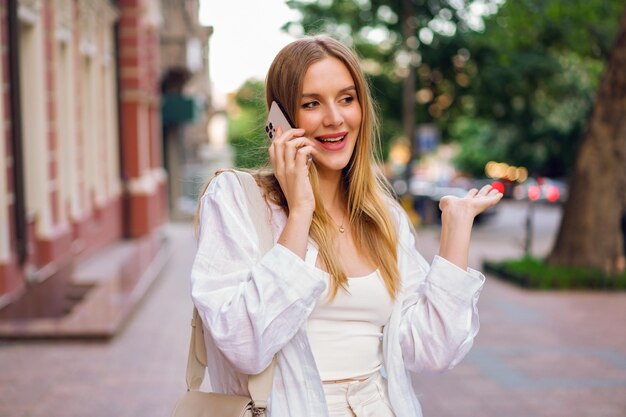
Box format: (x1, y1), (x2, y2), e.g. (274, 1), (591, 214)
(191, 35), (502, 417)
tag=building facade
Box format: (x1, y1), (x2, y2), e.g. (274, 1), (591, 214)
(0, 0), (168, 337)
(159, 0), (216, 219)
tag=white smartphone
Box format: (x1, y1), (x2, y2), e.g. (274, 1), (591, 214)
(265, 101), (295, 140)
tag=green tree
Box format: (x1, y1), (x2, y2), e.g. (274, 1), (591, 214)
(285, 0), (492, 160)
(451, 0), (622, 177)
(285, 0), (623, 177)
(228, 80), (269, 169)
(548, 8), (626, 273)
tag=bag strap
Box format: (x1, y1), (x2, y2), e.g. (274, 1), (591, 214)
(185, 169), (277, 411)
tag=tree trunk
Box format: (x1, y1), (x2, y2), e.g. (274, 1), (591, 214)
(548, 7), (626, 273)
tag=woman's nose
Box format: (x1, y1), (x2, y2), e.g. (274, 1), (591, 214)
(323, 104), (343, 127)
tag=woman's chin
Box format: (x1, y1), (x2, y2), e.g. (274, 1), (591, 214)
(312, 158), (350, 174)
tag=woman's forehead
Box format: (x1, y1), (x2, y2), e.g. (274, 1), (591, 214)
(301, 57), (355, 94)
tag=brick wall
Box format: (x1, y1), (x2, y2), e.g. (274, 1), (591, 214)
(0, 0), (169, 318)
(118, 0), (167, 237)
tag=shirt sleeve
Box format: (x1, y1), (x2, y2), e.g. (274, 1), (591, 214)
(190, 171), (327, 375)
(392, 204), (485, 373)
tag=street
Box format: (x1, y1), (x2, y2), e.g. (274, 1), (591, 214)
(1, 201), (625, 417)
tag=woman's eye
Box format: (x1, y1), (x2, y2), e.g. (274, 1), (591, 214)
(341, 96), (355, 104)
(302, 101), (319, 109)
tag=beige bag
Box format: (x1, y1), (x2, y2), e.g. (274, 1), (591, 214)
(171, 170), (276, 417)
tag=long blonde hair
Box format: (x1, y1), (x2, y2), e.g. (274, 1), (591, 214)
(258, 35), (400, 300)
(195, 36), (400, 299)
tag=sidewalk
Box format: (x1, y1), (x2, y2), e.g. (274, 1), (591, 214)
(414, 203), (626, 417)
(1, 209), (625, 417)
(0, 223), (194, 417)
(416, 236), (626, 417)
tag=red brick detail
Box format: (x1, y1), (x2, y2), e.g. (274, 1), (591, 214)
(120, 77), (140, 90)
(119, 34), (140, 50)
(0, 261), (25, 296)
(33, 226), (72, 267)
(21, 192), (121, 272)
(129, 192), (147, 237)
(50, 189), (59, 226)
(125, 187), (167, 238)
(118, 0), (166, 237)
(47, 99), (56, 129)
(119, 55), (139, 68)
(72, 197), (123, 260)
(119, 14), (140, 28)
(120, 101), (140, 178)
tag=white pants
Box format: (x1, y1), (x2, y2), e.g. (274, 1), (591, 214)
(322, 373), (396, 417)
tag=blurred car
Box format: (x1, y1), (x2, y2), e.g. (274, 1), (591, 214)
(512, 177), (568, 204)
(398, 178), (498, 225)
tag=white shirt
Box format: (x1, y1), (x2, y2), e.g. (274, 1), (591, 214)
(191, 171), (485, 417)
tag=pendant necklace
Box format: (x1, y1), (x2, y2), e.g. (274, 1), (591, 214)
(335, 213), (345, 233)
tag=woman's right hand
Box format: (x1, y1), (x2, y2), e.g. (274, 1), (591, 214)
(269, 127), (316, 215)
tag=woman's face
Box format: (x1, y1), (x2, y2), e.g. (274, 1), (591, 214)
(296, 57), (362, 176)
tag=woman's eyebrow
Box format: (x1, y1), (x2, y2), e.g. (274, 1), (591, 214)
(301, 86), (357, 98)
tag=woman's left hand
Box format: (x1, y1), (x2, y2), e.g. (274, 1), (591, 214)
(439, 185), (503, 220)
(437, 185), (502, 270)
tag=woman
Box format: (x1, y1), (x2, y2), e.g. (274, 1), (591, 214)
(191, 35), (502, 417)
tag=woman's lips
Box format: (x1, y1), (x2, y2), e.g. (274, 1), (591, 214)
(315, 131), (348, 151)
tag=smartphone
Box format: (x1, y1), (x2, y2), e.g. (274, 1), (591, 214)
(265, 101), (295, 140)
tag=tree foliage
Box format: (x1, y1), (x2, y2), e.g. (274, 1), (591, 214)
(285, 0), (489, 159)
(453, 0), (622, 176)
(284, 0), (624, 177)
(227, 79), (270, 169)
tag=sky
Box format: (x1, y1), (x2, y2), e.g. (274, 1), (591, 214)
(199, 0), (299, 97)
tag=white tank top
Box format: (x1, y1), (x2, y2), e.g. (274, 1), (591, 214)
(305, 246), (394, 381)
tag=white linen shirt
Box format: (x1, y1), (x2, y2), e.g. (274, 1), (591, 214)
(190, 171), (485, 417)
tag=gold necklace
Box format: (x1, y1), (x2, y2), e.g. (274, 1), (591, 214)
(334, 213), (345, 233)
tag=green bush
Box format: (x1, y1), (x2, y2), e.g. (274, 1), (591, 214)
(483, 257), (626, 290)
